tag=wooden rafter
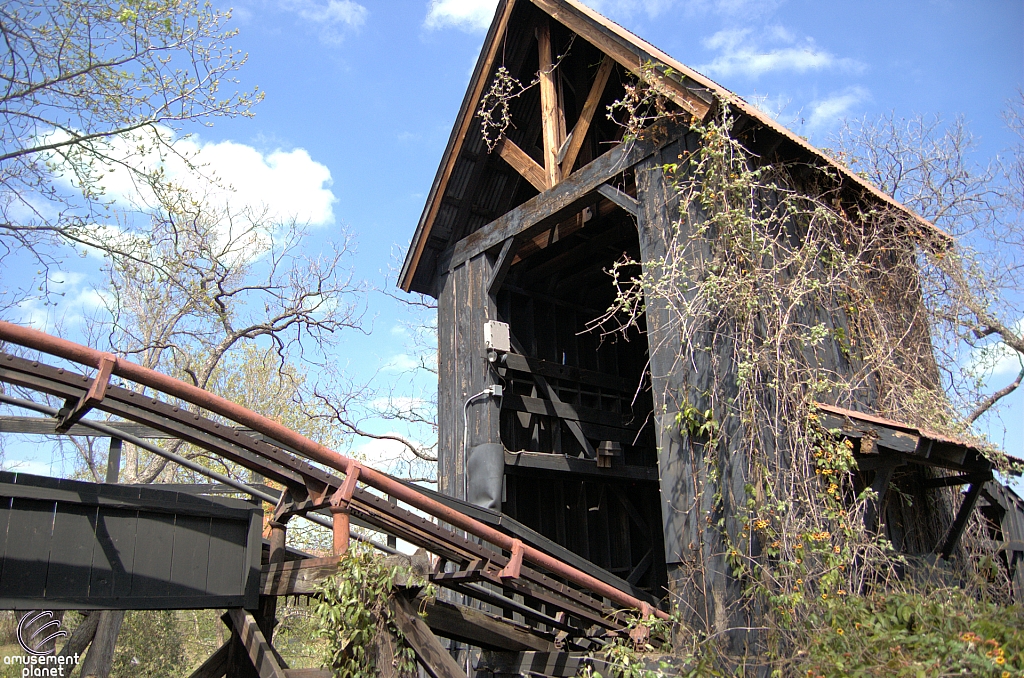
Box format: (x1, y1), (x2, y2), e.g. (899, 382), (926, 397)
(400, 0), (517, 291)
(561, 55), (614, 175)
(497, 137), (549, 192)
(537, 20), (563, 188)
(530, 0), (711, 120)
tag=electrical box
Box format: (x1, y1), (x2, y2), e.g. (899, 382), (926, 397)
(484, 320), (511, 352)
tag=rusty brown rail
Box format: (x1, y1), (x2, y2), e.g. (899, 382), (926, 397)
(0, 320), (665, 620)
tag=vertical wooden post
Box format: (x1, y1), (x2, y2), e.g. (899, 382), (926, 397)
(437, 253), (501, 502)
(635, 134), (749, 644)
(105, 438), (121, 483)
(387, 495), (398, 550)
(256, 520), (287, 641)
(537, 20), (562, 188)
(81, 438), (127, 678)
(78, 611), (125, 678)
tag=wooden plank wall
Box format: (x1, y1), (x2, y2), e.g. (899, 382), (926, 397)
(0, 472), (261, 610)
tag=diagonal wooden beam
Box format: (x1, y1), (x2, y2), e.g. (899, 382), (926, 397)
(537, 20), (563, 188)
(509, 332), (596, 458)
(529, 0), (712, 120)
(938, 472), (992, 559)
(488, 235), (519, 296)
(227, 609), (288, 678)
(451, 118), (685, 269)
(561, 55), (614, 175)
(596, 183), (639, 216)
(389, 593), (465, 678)
(186, 642), (230, 678)
(496, 138), (550, 192)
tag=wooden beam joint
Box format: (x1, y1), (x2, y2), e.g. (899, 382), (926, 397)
(497, 138), (550, 192)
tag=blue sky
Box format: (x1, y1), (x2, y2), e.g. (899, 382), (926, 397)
(4, 0), (1023, 483)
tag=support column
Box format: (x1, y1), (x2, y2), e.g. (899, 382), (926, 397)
(437, 252), (502, 502)
(256, 519), (287, 641)
(80, 438), (127, 678)
(331, 509), (350, 556)
(635, 134), (748, 643)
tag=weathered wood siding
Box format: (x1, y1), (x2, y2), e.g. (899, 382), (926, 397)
(0, 472), (261, 610)
(437, 252), (502, 501)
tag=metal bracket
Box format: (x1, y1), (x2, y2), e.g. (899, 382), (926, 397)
(628, 602), (655, 645)
(330, 463), (361, 511)
(55, 354), (116, 434)
(271, 489), (297, 524)
(499, 539), (525, 580)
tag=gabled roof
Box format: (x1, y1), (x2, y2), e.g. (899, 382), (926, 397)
(400, 0), (936, 295)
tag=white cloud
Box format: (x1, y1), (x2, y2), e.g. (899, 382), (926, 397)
(588, 0), (678, 17)
(382, 353), (421, 373)
(747, 91), (793, 121)
(47, 126), (337, 229)
(352, 436), (431, 479)
(280, 0), (367, 43)
(699, 27), (864, 79)
(422, 0), (778, 30)
(424, 0), (498, 31)
(370, 396), (427, 412)
(16, 298), (51, 332)
(805, 87), (870, 133)
(590, 0), (780, 19)
(16, 272), (110, 331)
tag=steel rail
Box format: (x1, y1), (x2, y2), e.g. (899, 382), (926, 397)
(0, 356), (633, 636)
(0, 321), (666, 619)
(0, 392), (399, 555)
(0, 351), (628, 630)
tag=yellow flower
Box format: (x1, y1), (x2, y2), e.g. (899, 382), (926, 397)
(796, 578), (803, 585)
(995, 657), (1005, 666)
(836, 628), (844, 635)
(834, 545), (841, 553)
(821, 593), (828, 600)
(1002, 671), (1010, 678)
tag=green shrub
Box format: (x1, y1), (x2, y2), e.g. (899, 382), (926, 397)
(794, 589), (1024, 677)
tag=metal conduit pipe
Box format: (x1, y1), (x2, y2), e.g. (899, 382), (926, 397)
(0, 392), (398, 556)
(0, 321), (667, 619)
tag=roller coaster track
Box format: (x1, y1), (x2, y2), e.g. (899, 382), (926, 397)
(0, 321), (664, 649)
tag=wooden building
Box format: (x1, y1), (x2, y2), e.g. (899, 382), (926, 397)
(400, 0), (1023, 638)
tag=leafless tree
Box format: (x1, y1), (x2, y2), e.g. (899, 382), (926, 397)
(54, 184), (366, 483)
(834, 96), (1024, 428)
(0, 0), (260, 309)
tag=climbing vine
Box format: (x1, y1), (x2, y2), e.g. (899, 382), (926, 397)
(589, 69), (1023, 673)
(313, 546), (424, 678)
(476, 37), (576, 152)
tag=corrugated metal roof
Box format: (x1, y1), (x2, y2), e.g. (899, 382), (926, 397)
(815, 403), (1021, 463)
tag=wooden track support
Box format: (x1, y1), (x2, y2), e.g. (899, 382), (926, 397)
(389, 593), (466, 678)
